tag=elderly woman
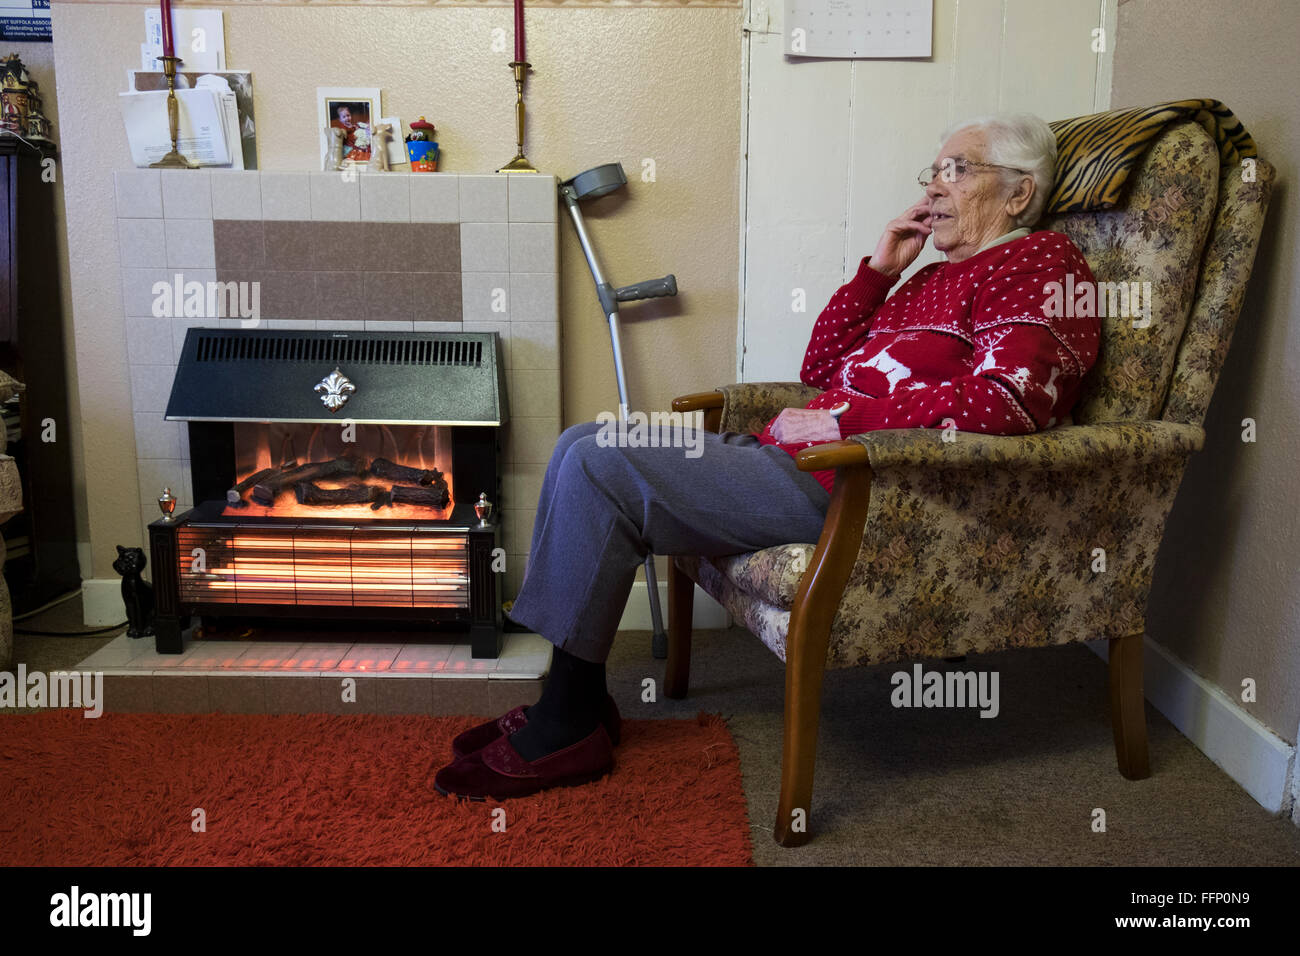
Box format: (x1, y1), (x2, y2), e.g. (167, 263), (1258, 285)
(434, 113), (1099, 800)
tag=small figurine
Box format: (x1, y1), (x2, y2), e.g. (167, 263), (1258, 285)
(324, 125), (346, 170)
(405, 116), (439, 171)
(368, 122), (391, 171)
(406, 116), (434, 143)
(112, 545), (156, 639)
(25, 80), (51, 142)
(0, 55), (30, 136)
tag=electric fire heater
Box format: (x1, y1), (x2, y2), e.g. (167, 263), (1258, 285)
(148, 329), (509, 658)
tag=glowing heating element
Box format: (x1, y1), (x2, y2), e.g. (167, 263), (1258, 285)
(176, 524), (470, 608)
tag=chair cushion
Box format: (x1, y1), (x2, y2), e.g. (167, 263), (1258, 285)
(1043, 120), (1220, 423)
(707, 544), (815, 610)
(677, 553), (796, 662)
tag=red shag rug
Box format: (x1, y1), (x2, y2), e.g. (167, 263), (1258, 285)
(0, 710), (754, 866)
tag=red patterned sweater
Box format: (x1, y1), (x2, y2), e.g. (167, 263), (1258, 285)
(755, 230), (1100, 494)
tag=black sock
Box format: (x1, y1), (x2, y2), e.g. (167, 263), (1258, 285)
(510, 644), (607, 761)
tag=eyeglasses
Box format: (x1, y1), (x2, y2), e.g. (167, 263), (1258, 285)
(918, 159), (1029, 187)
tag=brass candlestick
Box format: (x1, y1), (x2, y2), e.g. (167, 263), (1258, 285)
(149, 55), (197, 169)
(497, 61), (538, 173)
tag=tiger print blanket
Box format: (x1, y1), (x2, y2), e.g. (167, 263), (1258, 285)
(1046, 98), (1257, 213)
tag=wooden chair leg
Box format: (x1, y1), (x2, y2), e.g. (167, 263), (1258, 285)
(773, 608), (834, 847)
(1109, 631), (1150, 780)
(664, 557), (693, 699)
(771, 461), (872, 847)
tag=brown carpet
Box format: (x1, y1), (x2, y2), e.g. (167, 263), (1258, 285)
(9, 596), (1300, 865)
(606, 629), (1300, 866)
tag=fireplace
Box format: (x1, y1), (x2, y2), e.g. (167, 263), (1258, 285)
(148, 328), (509, 658)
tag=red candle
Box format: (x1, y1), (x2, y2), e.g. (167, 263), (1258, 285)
(514, 0), (525, 62)
(160, 0), (175, 58)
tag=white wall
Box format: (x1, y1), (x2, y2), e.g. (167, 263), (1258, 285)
(739, 0), (1115, 381)
(1109, 0), (1300, 757)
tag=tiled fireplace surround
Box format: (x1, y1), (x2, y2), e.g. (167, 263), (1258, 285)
(114, 168), (561, 608)
(101, 170), (561, 712)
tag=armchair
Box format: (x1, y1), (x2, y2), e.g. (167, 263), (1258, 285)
(667, 117), (1274, 847)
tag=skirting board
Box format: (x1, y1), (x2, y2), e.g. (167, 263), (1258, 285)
(1088, 637), (1297, 820)
(1292, 744), (1300, 827)
(85, 577), (732, 632)
(82, 578), (125, 627)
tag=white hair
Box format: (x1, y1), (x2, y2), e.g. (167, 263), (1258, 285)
(939, 113), (1057, 227)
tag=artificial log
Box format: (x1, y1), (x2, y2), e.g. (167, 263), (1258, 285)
(227, 467), (279, 505)
(250, 462), (315, 505)
(294, 482), (385, 506)
(370, 457), (441, 486)
(251, 456), (365, 505)
(390, 484), (451, 508)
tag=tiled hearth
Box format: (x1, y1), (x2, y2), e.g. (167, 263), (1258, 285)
(75, 631), (552, 715)
(114, 169), (561, 602)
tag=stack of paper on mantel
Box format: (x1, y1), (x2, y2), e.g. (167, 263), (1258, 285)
(123, 7), (242, 168)
(119, 77), (242, 169)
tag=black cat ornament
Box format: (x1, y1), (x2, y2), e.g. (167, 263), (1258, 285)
(112, 545), (155, 638)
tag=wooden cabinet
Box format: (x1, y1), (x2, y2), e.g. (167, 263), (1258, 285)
(0, 138), (79, 613)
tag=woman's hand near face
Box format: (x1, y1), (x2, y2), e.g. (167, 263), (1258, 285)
(869, 199), (933, 277)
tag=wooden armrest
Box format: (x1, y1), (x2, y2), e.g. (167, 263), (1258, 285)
(671, 391), (725, 412)
(671, 390), (725, 433)
(794, 440), (870, 472)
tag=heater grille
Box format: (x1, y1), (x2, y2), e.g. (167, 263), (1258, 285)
(176, 523), (470, 609)
(166, 329), (508, 425)
(194, 333), (484, 367)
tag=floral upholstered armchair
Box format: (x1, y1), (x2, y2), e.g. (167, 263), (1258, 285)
(669, 114), (1274, 847)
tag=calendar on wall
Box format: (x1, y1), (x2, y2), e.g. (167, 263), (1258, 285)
(784, 0), (932, 59)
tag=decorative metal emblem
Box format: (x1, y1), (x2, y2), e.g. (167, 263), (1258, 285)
(315, 367), (355, 413)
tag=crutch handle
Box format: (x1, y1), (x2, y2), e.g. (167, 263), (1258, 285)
(616, 274), (678, 301)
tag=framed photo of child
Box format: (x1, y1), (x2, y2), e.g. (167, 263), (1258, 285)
(318, 87), (381, 170)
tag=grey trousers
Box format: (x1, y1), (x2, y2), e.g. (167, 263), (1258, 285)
(507, 420), (832, 663)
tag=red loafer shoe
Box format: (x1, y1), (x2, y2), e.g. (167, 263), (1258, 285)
(449, 693), (622, 759)
(434, 723), (614, 801)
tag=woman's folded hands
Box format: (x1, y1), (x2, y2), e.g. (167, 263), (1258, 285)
(769, 406), (844, 444)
